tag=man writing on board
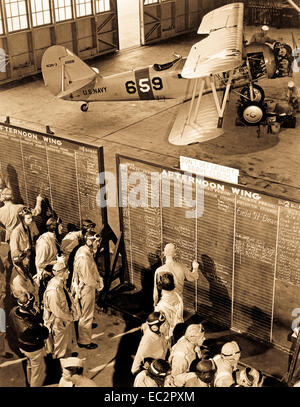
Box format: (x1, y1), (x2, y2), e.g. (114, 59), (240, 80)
(153, 243), (199, 307)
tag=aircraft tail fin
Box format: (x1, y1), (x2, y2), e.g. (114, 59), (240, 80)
(41, 45), (97, 97)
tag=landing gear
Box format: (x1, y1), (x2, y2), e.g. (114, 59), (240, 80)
(240, 101), (267, 126)
(81, 103), (89, 112)
(240, 84), (265, 104)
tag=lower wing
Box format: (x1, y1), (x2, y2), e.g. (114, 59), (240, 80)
(168, 92), (224, 145)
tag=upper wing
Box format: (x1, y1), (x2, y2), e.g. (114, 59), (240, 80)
(181, 2), (244, 79)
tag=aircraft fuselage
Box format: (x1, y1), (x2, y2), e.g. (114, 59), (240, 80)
(64, 58), (195, 103)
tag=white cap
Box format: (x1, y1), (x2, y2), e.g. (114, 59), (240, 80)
(261, 25), (269, 31)
(52, 256), (67, 274)
(288, 81), (295, 88)
(60, 357), (86, 369)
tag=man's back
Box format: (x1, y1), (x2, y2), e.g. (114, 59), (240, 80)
(154, 261), (198, 305)
(0, 203), (24, 241)
(131, 326), (168, 375)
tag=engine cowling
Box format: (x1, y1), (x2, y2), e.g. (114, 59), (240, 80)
(245, 43), (277, 79)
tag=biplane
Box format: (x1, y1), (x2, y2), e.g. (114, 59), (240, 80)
(41, 2), (295, 146)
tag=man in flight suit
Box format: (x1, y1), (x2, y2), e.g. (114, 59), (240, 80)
(10, 207), (39, 274)
(154, 273), (184, 339)
(0, 188), (43, 243)
(71, 231), (104, 349)
(153, 243), (199, 307)
(134, 359), (171, 387)
(35, 217), (63, 303)
(59, 357), (97, 387)
(213, 341), (241, 387)
(61, 219), (97, 290)
(168, 324), (206, 380)
(43, 257), (77, 359)
(9, 293), (48, 386)
(131, 311), (170, 376)
(168, 359), (216, 387)
(61, 220), (96, 264)
(10, 251), (39, 309)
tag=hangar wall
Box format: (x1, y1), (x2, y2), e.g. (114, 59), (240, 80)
(0, 0), (299, 85)
(0, 0), (119, 85)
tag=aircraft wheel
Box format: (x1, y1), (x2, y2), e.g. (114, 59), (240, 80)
(240, 85), (265, 104)
(81, 103), (89, 112)
(241, 102), (267, 126)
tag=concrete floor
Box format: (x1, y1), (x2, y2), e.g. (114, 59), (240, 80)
(0, 26), (300, 387)
(0, 298), (292, 387)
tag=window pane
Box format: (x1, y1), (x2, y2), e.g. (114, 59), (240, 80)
(11, 6), (19, 17)
(6, 6), (11, 18)
(59, 8), (64, 20)
(5, 0), (28, 32)
(19, 2), (26, 14)
(44, 11), (51, 24)
(37, 0), (43, 12)
(76, 1), (92, 17)
(31, 0), (51, 27)
(66, 7), (72, 19)
(96, 0), (111, 13)
(20, 15), (27, 28)
(12, 17), (20, 31)
(55, 0), (73, 22)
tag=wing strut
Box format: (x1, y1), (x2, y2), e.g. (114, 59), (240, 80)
(187, 78), (205, 125)
(210, 70), (233, 128)
(61, 58), (65, 92)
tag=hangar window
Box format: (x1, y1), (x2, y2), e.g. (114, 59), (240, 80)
(5, 0), (29, 32)
(54, 0), (73, 22)
(95, 0), (110, 13)
(30, 0), (51, 26)
(75, 0), (92, 17)
(144, 0), (158, 4)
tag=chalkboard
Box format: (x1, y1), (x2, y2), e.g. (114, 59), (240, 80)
(0, 122), (105, 234)
(117, 155), (300, 350)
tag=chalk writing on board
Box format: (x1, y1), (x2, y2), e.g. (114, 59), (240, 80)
(235, 234), (276, 265)
(0, 122), (103, 231)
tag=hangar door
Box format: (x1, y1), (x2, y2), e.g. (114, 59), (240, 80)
(140, 0), (205, 45)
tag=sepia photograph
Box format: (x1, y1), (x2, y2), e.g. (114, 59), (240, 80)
(0, 0), (300, 396)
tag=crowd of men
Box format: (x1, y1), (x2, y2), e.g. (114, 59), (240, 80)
(0, 183), (103, 386)
(131, 243), (265, 387)
(0, 182), (299, 387)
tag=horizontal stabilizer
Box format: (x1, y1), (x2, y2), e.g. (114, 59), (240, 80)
(168, 92), (224, 145)
(56, 77), (95, 99)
